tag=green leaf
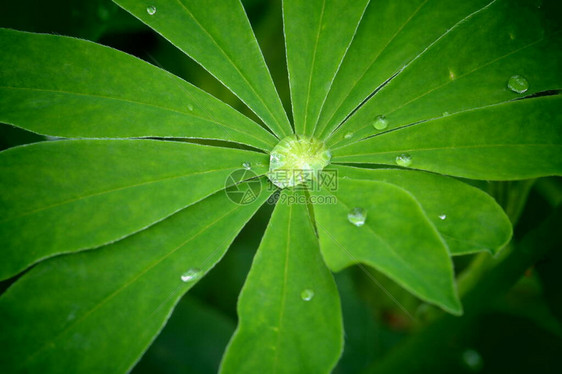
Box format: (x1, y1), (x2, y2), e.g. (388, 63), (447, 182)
(0, 182), (271, 373)
(0, 139), (268, 280)
(220, 189), (343, 373)
(332, 96), (562, 180)
(331, 165), (512, 255)
(315, 0), (493, 138)
(282, 0), (369, 136)
(311, 178), (461, 314)
(0, 28), (277, 151)
(328, 0), (562, 146)
(112, 0), (292, 138)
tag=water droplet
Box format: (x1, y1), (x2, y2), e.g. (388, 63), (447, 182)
(344, 132), (354, 139)
(301, 289), (315, 301)
(242, 162), (251, 170)
(449, 70), (456, 80)
(267, 135), (330, 189)
(146, 5), (157, 15)
(439, 214), (447, 220)
(180, 268), (201, 282)
(507, 75), (529, 94)
(462, 349), (483, 371)
(442, 111), (450, 117)
(187, 104), (194, 111)
(347, 207), (367, 227)
(395, 153), (412, 167)
(509, 32), (515, 40)
(372, 115), (388, 130)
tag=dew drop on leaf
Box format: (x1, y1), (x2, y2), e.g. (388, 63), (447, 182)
(395, 153), (412, 167)
(301, 289), (315, 301)
(507, 75), (529, 94)
(439, 214), (447, 220)
(372, 115), (388, 130)
(242, 162), (251, 170)
(146, 5), (157, 15)
(187, 104), (194, 111)
(344, 132), (354, 139)
(461, 349), (483, 371)
(347, 207), (367, 227)
(180, 268), (201, 282)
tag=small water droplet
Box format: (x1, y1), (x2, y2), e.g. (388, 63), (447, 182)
(347, 207), (367, 227)
(439, 214), (447, 220)
(449, 70), (456, 80)
(301, 289), (315, 301)
(180, 268), (201, 282)
(344, 132), (354, 139)
(372, 115), (388, 130)
(395, 153), (412, 167)
(442, 111), (450, 117)
(507, 75), (529, 94)
(509, 32), (515, 40)
(146, 5), (157, 15)
(187, 104), (194, 111)
(462, 349), (483, 371)
(242, 162), (251, 170)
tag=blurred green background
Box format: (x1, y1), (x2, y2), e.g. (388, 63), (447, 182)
(1, 1), (561, 373)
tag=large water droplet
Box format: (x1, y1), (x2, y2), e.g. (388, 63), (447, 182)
(507, 75), (529, 94)
(146, 5), (157, 15)
(301, 289), (315, 301)
(347, 207), (367, 227)
(395, 153), (412, 167)
(344, 132), (354, 139)
(462, 349), (483, 371)
(242, 162), (251, 170)
(267, 135), (331, 189)
(180, 268), (201, 282)
(372, 115), (388, 130)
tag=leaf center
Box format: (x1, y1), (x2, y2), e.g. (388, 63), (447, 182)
(267, 135), (331, 188)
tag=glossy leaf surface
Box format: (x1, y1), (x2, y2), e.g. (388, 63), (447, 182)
(283, 0), (369, 135)
(220, 189), (343, 373)
(113, 0), (292, 138)
(327, 0), (562, 146)
(0, 183), (271, 373)
(332, 165), (512, 255)
(311, 178), (461, 314)
(0, 28), (277, 151)
(0, 139), (268, 279)
(333, 96), (562, 180)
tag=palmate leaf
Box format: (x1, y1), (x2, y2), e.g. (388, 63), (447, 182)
(220, 189), (343, 373)
(0, 28), (277, 151)
(1, 0), (561, 372)
(283, 0), (370, 135)
(113, 0), (292, 138)
(332, 96), (562, 179)
(311, 178), (461, 314)
(314, 0), (494, 138)
(331, 166), (512, 256)
(0, 182), (272, 373)
(0, 139), (268, 280)
(327, 0), (562, 146)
